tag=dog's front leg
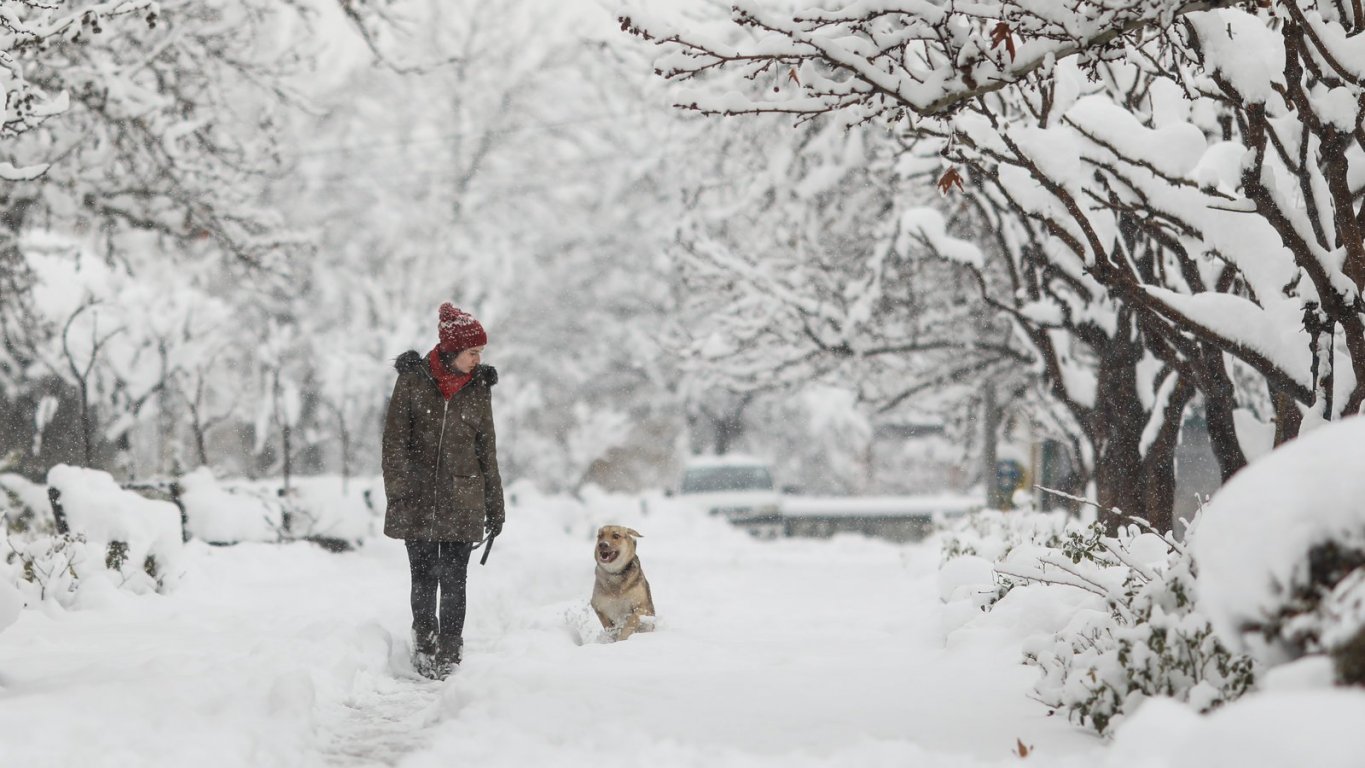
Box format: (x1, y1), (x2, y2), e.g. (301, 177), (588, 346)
(617, 613), (642, 641)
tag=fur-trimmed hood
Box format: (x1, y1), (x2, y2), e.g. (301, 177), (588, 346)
(393, 349), (498, 388)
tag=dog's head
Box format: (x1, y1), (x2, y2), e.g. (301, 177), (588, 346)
(595, 525), (641, 573)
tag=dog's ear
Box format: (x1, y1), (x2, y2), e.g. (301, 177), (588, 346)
(626, 528), (643, 539)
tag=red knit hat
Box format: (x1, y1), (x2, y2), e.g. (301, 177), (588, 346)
(437, 303), (488, 353)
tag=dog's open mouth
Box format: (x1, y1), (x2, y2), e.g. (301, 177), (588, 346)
(597, 546), (619, 564)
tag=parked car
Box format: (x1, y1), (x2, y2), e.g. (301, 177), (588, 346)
(675, 455), (783, 538)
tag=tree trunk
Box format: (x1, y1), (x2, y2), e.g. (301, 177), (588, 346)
(983, 382), (1003, 509)
(282, 422), (292, 494)
(193, 418), (209, 468)
(1091, 330), (1184, 535)
(706, 393), (752, 455)
(1197, 348), (1249, 482)
(1141, 378), (1195, 535)
(1273, 387), (1304, 447)
(78, 381), (93, 468)
(338, 411), (351, 493)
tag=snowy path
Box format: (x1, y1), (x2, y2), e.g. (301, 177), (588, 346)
(321, 674), (441, 766)
(0, 499), (1104, 767)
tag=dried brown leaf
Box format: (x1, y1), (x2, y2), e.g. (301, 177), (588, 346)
(937, 167), (965, 196)
(990, 21), (1017, 62)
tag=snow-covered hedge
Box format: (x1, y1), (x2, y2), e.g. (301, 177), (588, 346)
(1014, 518), (1256, 735)
(1195, 416), (1365, 683)
(180, 468), (283, 544)
(5, 532), (91, 606)
(47, 465), (183, 593)
(214, 475), (382, 548)
(3, 466), (185, 611)
(284, 475), (382, 544)
(937, 508), (1084, 611)
(940, 509), (1256, 735)
(0, 473), (56, 534)
(940, 508), (1078, 565)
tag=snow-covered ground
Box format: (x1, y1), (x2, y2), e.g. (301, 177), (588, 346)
(1, 485), (1362, 767)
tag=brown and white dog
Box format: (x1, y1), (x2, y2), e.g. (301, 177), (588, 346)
(590, 525), (655, 641)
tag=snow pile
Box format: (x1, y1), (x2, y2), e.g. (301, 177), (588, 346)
(286, 475), (383, 543)
(215, 475), (382, 547)
(45, 464), (183, 593)
(180, 468), (282, 544)
(941, 509), (1256, 735)
(0, 580), (22, 635)
(1110, 692), (1365, 768)
(1196, 416), (1365, 673)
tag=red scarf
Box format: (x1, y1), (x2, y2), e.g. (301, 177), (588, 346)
(428, 347), (473, 400)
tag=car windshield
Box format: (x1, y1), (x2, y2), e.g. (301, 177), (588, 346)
(681, 466), (773, 493)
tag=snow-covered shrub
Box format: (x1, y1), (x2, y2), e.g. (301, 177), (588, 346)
(0, 473), (56, 535)
(2, 528), (179, 606)
(939, 508), (1080, 563)
(2, 468), (182, 607)
(45, 465), (182, 593)
(1195, 416), (1365, 684)
(942, 508), (1257, 736)
(4, 532), (91, 604)
(938, 508), (1088, 609)
(214, 475), (381, 550)
(286, 476), (381, 545)
(1011, 518), (1256, 735)
(180, 467), (283, 544)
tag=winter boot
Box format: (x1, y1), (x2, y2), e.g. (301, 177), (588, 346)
(433, 635), (463, 678)
(413, 630), (440, 680)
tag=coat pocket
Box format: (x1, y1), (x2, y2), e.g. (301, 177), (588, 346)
(452, 474), (485, 510)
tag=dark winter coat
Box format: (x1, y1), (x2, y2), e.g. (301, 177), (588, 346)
(382, 351), (504, 542)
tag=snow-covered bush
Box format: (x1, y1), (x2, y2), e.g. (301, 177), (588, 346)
(942, 508), (1257, 735)
(286, 476), (382, 545)
(3, 528), (178, 607)
(938, 508), (1087, 609)
(180, 468), (283, 544)
(0, 473), (55, 535)
(3, 468), (183, 608)
(214, 475), (381, 550)
(940, 508), (1080, 564)
(4, 532), (91, 604)
(1195, 417), (1365, 684)
(1012, 518), (1256, 735)
(45, 465), (183, 593)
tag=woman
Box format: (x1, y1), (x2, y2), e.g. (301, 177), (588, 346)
(382, 303), (504, 679)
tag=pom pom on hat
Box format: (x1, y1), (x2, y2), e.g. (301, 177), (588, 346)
(437, 303), (487, 353)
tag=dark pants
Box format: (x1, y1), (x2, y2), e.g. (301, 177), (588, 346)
(405, 540), (473, 641)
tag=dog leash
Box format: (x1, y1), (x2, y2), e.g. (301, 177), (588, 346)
(471, 532), (497, 565)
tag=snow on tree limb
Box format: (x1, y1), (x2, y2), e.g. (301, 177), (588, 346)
(0, 1), (158, 153)
(621, 0), (1365, 525)
(623, 0), (1245, 120)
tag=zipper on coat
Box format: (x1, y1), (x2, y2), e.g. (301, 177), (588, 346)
(431, 398), (450, 539)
